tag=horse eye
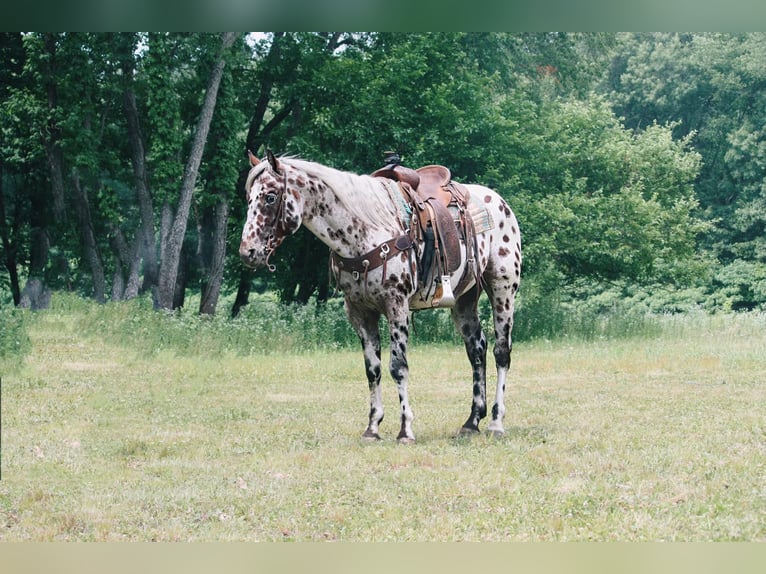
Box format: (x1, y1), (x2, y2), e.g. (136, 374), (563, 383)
(264, 193), (277, 206)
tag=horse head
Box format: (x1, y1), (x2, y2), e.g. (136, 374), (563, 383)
(239, 150), (303, 271)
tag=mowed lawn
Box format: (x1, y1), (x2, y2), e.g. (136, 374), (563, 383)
(1, 311), (764, 541)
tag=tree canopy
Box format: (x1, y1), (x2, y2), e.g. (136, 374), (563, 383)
(1, 32), (764, 315)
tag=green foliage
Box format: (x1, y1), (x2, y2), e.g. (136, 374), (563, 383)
(39, 284), (725, 360)
(51, 291), (468, 356)
(710, 260), (766, 311)
(610, 33), (766, 270)
(142, 33), (194, 204)
(513, 271), (666, 342)
(509, 95), (705, 285)
(277, 33), (507, 177)
(3, 32), (765, 323)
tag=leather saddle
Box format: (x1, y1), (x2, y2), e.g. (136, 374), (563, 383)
(371, 162), (469, 276)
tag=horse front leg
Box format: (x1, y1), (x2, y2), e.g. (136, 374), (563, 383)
(388, 309), (415, 444)
(346, 303), (384, 441)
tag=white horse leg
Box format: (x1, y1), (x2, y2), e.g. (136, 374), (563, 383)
(347, 303), (384, 440)
(486, 283), (517, 437)
(487, 365), (508, 436)
(388, 310), (415, 444)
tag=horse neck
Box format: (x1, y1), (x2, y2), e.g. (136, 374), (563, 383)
(295, 166), (402, 259)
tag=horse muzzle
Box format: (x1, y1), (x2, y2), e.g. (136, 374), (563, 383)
(239, 241), (268, 269)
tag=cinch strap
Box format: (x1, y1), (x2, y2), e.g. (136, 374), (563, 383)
(331, 235), (414, 293)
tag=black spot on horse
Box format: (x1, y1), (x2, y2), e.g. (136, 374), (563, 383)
(366, 363), (381, 381)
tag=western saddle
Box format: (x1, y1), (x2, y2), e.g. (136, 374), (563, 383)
(370, 153), (478, 307)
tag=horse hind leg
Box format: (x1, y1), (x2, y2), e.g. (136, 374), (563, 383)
(485, 276), (519, 437)
(451, 284), (488, 435)
(486, 315), (512, 437)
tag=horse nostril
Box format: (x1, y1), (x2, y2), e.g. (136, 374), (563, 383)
(239, 243), (256, 260)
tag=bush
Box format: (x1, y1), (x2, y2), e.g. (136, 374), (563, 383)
(709, 260), (766, 311)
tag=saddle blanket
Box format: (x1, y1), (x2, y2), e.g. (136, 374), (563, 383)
(463, 188), (495, 235)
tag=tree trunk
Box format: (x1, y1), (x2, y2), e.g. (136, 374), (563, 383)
(116, 33), (158, 295)
(20, 172), (53, 310)
(42, 33), (66, 224)
(199, 197), (229, 315)
(23, 32), (66, 309)
(231, 33), (290, 317)
(109, 223), (141, 301)
(123, 88), (158, 294)
(173, 248), (188, 309)
(155, 200), (174, 308)
(245, 33), (285, 152)
(0, 161), (22, 305)
(156, 32), (238, 310)
(71, 168), (106, 303)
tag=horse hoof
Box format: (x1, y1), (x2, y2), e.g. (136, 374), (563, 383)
(361, 430), (382, 442)
(487, 428), (505, 439)
(397, 436), (416, 445)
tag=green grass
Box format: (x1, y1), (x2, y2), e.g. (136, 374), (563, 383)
(1, 297), (765, 540)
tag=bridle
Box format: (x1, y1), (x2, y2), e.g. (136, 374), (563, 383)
(256, 166), (291, 272)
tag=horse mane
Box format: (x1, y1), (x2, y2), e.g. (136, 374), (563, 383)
(278, 158), (403, 231)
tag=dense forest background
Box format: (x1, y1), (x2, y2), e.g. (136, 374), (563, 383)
(1, 32), (765, 323)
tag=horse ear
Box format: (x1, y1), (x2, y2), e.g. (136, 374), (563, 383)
(266, 149), (280, 173)
(247, 149), (260, 166)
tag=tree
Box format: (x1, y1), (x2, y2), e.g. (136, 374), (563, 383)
(116, 32), (157, 299)
(608, 32), (766, 307)
(0, 32), (26, 305)
(0, 32), (729, 316)
(197, 35), (247, 315)
(230, 32), (363, 314)
(506, 95), (705, 286)
(151, 32), (238, 310)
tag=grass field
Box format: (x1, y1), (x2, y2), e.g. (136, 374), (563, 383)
(1, 302), (765, 541)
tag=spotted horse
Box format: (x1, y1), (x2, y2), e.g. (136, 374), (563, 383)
(239, 151), (522, 444)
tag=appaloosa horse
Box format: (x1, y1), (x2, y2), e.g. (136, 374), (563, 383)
(239, 151), (521, 444)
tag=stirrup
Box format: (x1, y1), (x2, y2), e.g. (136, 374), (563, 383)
(433, 275), (455, 308)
